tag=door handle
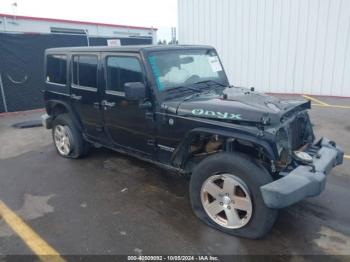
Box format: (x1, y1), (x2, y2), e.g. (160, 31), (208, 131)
(71, 94), (82, 101)
(93, 102), (101, 109)
(101, 100), (116, 109)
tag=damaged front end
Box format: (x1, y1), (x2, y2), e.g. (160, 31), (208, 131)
(261, 110), (344, 209)
(273, 110), (315, 170)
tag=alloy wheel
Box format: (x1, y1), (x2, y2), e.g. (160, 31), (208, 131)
(200, 173), (253, 229)
(53, 125), (72, 156)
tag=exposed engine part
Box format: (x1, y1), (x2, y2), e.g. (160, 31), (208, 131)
(277, 148), (290, 167)
(187, 135), (275, 175)
(205, 136), (222, 153)
(293, 151), (313, 163)
(270, 160), (276, 173)
(190, 134), (224, 156)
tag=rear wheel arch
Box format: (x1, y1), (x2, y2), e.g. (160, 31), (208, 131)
(46, 101), (82, 131)
(46, 101), (69, 117)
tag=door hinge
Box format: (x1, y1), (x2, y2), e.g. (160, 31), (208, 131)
(145, 112), (154, 121)
(96, 125), (104, 132)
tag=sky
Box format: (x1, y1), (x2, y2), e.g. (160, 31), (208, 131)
(0, 0), (178, 41)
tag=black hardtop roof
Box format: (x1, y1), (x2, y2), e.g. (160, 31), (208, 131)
(46, 45), (214, 54)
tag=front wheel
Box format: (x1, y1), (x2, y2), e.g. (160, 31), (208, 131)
(189, 153), (278, 239)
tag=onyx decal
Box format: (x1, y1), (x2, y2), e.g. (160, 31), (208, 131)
(191, 109), (242, 120)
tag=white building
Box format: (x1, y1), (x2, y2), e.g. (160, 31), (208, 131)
(178, 0), (350, 97)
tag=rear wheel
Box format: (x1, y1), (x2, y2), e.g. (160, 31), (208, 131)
(52, 114), (89, 158)
(189, 152), (278, 239)
(53, 124), (73, 156)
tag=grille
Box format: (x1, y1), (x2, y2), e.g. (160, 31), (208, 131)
(289, 116), (306, 150)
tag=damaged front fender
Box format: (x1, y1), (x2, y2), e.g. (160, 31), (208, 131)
(171, 127), (277, 170)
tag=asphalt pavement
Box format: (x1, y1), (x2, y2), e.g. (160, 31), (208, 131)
(0, 96), (349, 257)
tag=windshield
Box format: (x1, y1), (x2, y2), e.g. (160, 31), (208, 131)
(148, 49), (228, 92)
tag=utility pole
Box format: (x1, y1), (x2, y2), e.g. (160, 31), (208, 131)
(0, 74), (8, 112)
(171, 27), (177, 45)
(11, 2), (17, 21)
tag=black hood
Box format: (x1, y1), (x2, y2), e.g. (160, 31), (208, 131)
(161, 87), (310, 125)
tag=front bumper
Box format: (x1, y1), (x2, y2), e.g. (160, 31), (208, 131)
(260, 138), (343, 209)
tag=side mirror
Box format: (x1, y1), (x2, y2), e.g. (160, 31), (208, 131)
(124, 82), (146, 100)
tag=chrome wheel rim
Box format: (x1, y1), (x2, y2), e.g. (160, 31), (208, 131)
(54, 125), (72, 156)
(200, 174), (253, 229)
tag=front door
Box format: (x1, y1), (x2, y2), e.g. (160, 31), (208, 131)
(70, 53), (103, 139)
(102, 53), (155, 157)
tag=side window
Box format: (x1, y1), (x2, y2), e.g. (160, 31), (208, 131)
(46, 54), (67, 85)
(106, 56), (143, 93)
(72, 55), (98, 89)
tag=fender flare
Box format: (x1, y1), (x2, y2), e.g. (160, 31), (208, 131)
(45, 100), (83, 131)
(171, 127), (277, 168)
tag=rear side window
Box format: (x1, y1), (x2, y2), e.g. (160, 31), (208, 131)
(46, 54), (67, 85)
(106, 56), (143, 93)
(72, 55), (98, 89)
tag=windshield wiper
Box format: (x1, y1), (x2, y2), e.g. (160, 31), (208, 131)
(164, 79), (226, 93)
(182, 84), (220, 101)
(165, 85), (201, 93)
(193, 80), (227, 87)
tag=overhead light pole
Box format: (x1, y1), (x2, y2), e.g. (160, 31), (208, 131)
(11, 2), (17, 20)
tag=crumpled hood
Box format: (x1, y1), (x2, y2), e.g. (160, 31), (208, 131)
(162, 87), (310, 125)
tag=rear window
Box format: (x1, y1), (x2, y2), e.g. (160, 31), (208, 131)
(72, 55), (98, 89)
(46, 54), (67, 85)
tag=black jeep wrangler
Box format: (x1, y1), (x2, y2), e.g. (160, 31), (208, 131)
(42, 45), (343, 239)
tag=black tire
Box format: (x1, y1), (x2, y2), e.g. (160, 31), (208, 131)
(189, 152), (278, 239)
(51, 114), (89, 159)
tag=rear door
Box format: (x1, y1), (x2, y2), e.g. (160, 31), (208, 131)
(70, 53), (103, 139)
(101, 52), (155, 157)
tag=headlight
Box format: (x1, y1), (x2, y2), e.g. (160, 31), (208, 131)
(276, 128), (288, 155)
(293, 151), (313, 163)
(276, 128), (291, 165)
